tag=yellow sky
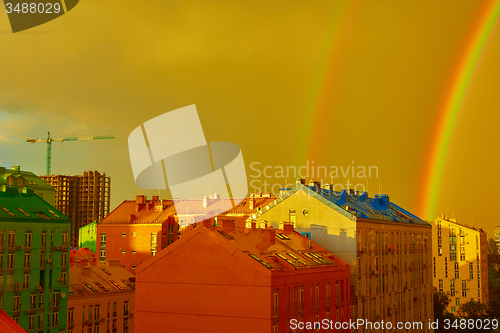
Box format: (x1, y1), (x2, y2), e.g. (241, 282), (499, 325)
(1, 1), (499, 236)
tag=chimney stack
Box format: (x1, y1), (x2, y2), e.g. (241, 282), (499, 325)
(264, 226), (276, 244)
(136, 195), (146, 212)
(309, 180), (321, 192)
(221, 219), (234, 232)
(280, 221), (294, 232)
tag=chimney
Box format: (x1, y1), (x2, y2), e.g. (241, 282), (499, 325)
(377, 194), (390, 208)
(349, 189), (355, 195)
(296, 178), (306, 186)
(324, 184), (333, 195)
(309, 180), (321, 192)
(202, 218), (213, 228)
(221, 219), (234, 232)
(129, 214), (136, 222)
(340, 189), (347, 201)
(280, 221), (294, 232)
(136, 195), (146, 212)
(264, 226), (276, 244)
(12, 166), (20, 174)
(203, 196), (210, 209)
(82, 266), (92, 277)
(360, 191), (368, 200)
(249, 196), (255, 210)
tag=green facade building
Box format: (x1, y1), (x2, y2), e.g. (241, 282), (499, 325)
(78, 221), (98, 254)
(0, 166), (55, 207)
(0, 185), (70, 333)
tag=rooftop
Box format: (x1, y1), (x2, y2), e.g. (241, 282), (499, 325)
(0, 186), (67, 221)
(100, 194), (277, 225)
(69, 260), (135, 297)
(0, 309), (25, 333)
(140, 219), (349, 274)
(254, 179), (428, 225)
(0, 166), (53, 190)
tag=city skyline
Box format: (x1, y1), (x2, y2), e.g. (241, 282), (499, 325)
(1, 1), (499, 239)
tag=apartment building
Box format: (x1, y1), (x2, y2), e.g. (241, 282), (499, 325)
(68, 259), (135, 333)
(135, 219), (350, 333)
(0, 166), (55, 206)
(255, 179), (434, 332)
(41, 170), (111, 247)
(0, 185), (70, 332)
(431, 216), (489, 313)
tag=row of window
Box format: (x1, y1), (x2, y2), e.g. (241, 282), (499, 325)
(0, 230), (68, 249)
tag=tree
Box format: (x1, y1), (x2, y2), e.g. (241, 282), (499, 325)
(487, 238), (499, 254)
(457, 300), (487, 320)
(433, 287), (458, 333)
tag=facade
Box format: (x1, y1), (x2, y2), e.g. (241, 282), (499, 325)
(97, 194), (275, 274)
(431, 216), (489, 314)
(41, 170), (111, 248)
(135, 219), (350, 333)
(68, 259), (135, 333)
(0, 166), (55, 206)
(79, 222), (98, 253)
(255, 179), (434, 332)
(0, 185), (70, 333)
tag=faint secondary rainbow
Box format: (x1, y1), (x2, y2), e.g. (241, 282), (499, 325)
(296, 2), (356, 166)
(420, 0), (500, 220)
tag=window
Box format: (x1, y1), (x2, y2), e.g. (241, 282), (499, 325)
(41, 232), (46, 248)
(8, 232), (15, 248)
(122, 233), (126, 237)
(24, 253), (31, 269)
(62, 252), (67, 268)
(95, 305), (100, 321)
(6, 275), (13, 291)
(24, 274), (30, 289)
(456, 298), (460, 306)
(151, 233), (158, 256)
(132, 232), (136, 237)
(50, 231), (53, 248)
(132, 250), (136, 254)
(299, 286), (304, 311)
(316, 284), (320, 308)
(7, 254), (14, 270)
(326, 282), (330, 306)
(60, 272), (67, 287)
(100, 233), (106, 242)
(38, 313), (43, 330)
(89, 305), (93, 321)
(29, 314), (35, 330)
(113, 302), (117, 318)
(25, 231), (32, 248)
(121, 249), (126, 254)
(62, 232), (68, 247)
(289, 209), (296, 223)
(100, 250), (106, 261)
(13, 295), (20, 311)
(131, 265), (135, 270)
(68, 308), (74, 325)
(38, 293), (44, 309)
(0, 232), (5, 249)
(53, 291), (59, 308)
(53, 311), (59, 327)
(29, 293), (36, 309)
(272, 290), (278, 317)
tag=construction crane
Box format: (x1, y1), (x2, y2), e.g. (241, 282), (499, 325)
(27, 131), (118, 175)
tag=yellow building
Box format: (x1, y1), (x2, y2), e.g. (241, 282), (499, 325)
(255, 179), (433, 333)
(431, 216), (489, 314)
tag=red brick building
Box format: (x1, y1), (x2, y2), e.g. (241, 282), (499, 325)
(99, 194), (276, 273)
(135, 220), (350, 333)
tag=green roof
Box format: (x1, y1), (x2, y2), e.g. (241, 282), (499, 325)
(0, 166), (53, 190)
(0, 186), (68, 222)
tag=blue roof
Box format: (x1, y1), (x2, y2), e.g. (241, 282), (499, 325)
(260, 183), (428, 225)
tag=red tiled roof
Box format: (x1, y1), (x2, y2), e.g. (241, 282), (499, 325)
(0, 309), (25, 333)
(139, 220), (348, 274)
(70, 248), (97, 265)
(101, 195), (277, 225)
